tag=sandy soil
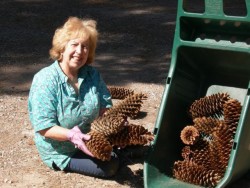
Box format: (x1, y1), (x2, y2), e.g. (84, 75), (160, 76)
(0, 0), (249, 187)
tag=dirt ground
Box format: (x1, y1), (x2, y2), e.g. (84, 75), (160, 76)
(0, 0), (250, 188)
(0, 1), (173, 187)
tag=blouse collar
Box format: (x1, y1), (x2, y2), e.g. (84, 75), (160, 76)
(53, 60), (91, 84)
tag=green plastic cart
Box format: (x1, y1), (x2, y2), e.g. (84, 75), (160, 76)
(144, 0), (250, 187)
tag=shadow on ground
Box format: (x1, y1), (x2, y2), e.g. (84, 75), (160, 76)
(0, 0), (177, 95)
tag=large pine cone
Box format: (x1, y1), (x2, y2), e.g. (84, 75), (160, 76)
(173, 160), (221, 187)
(105, 93), (147, 119)
(193, 117), (222, 136)
(82, 88), (152, 161)
(181, 146), (192, 160)
(174, 93), (242, 187)
(223, 99), (242, 131)
(181, 139), (214, 170)
(90, 114), (127, 136)
(180, 125), (200, 145)
(108, 86), (134, 99)
(211, 122), (235, 174)
(85, 131), (113, 161)
(189, 93), (230, 119)
(108, 124), (154, 148)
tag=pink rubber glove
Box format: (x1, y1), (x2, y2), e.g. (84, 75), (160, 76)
(67, 126), (94, 157)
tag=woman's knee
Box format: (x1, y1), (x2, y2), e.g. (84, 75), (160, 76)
(64, 151), (120, 178)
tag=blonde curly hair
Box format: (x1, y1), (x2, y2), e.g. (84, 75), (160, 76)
(49, 17), (98, 64)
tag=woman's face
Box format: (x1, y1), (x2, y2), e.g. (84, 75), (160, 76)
(61, 37), (90, 71)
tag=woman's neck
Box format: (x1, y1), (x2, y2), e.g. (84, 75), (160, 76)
(58, 62), (79, 94)
(59, 61), (78, 81)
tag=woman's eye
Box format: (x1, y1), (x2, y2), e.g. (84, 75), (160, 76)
(82, 45), (89, 50)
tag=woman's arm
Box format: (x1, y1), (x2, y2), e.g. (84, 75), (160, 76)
(39, 126), (69, 141)
(39, 125), (94, 156)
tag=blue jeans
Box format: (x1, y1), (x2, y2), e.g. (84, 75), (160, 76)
(62, 151), (120, 178)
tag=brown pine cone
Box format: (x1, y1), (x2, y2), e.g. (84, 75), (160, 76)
(211, 122), (235, 174)
(105, 93), (148, 119)
(189, 140), (213, 169)
(181, 146), (192, 160)
(175, 93), (242, 187)
(180, 126), (200, 145)
(90, 114), (127, 136)
(173, 160), (222, 187)
(223, 99), (242, 130)
(193, 116), (222, 135)
(189, 93), (230, 119)
(108, 124), (154, 148)
(108, 86), (134, 99)
(85, 131), (113, 161)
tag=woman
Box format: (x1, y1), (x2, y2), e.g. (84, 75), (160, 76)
(28, 17), (119, 178)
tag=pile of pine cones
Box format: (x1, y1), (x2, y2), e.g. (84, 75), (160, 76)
(173, 93), (242, 187)
(85, 86), (154, 161)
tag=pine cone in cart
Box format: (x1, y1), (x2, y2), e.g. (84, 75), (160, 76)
(181, 146), (192, 160)
(173, 160), (221, 187)
(223, 99), (242, 132)
(193, 116), (222, 135)
(173, 93), (242, 187)
(183, 139), (212, 169)
(189, 93), (230, 119)
(211, 122), (236, 175)
(180, 125), (200, 145)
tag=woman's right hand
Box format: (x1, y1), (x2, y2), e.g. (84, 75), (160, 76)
(67, 126), (94, 157)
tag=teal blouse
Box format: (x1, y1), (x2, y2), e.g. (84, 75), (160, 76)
(28, 61), (112, 170)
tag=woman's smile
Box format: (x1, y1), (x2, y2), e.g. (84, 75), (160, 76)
(72, 55), (82, 62)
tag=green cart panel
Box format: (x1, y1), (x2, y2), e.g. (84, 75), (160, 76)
(144, 0), (250, 187)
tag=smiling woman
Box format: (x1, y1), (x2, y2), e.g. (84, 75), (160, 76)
(28, 17), (120, 178)
(49, 17), (97, 65)
(59, 37), (90, 94)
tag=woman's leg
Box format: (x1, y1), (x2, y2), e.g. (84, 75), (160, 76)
(64, 151), (120, 178)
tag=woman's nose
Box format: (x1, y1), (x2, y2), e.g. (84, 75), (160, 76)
(76, 45), (82, 54)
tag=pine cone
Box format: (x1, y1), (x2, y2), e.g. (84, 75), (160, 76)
(105, 93), (147, 119)
(181, 146), (192, 160)
(108, 124), (154, 148)
(175, 93), (242, 187)
(185, 139), (213, 169)
(216, 100), (242, 168)
(173, 160), (221, 187)
(211, 122), (235, 174)
(180, 126), (200, 145)
(223, 99), (242, 131)
(193, 116), (222, 136)
(90, 114), (127, 136)
(108, 86), (134, 99)
(189, 93), (230, 119)
(85, 131), (113, 161)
